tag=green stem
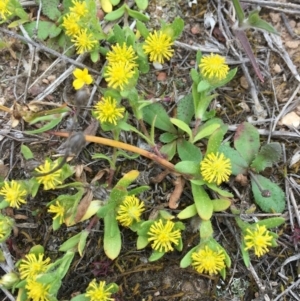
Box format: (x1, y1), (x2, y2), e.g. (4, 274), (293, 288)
(231, 0), (245, 26)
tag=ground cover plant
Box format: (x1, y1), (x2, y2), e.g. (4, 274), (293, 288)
(0, 0), (300, 300)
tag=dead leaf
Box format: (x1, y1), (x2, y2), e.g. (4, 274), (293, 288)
(168, 176), (185, 209)
(74, 189), (94, 223)
(280, 111), (300, 128)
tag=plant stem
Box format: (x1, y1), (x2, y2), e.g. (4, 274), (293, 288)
(231, 0), (245, 26)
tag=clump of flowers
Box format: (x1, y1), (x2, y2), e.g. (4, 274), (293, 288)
(19, 253), (51, 279)
(71, 29), (98, 54)
(116, 195), (145, 227)
(148, 219), (181, 253)
(85, 279), (117, 301)
(72, 68), (93, 90)
(143, 31), (174, 64)
(93, 96), (125, 125)
(244, 224), (273, 257)
(48, 201), (65, 224)
(25, 279), (51, 301)
(200, 152), (232, 185)
(62, 13), (81, 37)
(199, 53), (229, 81)
(35, 160), (63, 190)
(0, 180), (27, 208)
(0, 0), (11, 20)
(191, 246), (226, 275)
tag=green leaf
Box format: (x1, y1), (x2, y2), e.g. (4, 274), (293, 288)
(240, 240), (250, 268)
(177, 140), (202, 162)
(193, 123), (220, 143)
(169, 17), (184, 40)
(170, 118), (192, 139)
(190, 69), (200, 84)
(175, 161), (200, 176)
(159, 132), (177, 143)
(234, 122), (260, 165)
(177, 204), (197, 219)
(210, 68), (238, 89)
(41, 0), (61, 21)
(206, 125), (228, 154)
(70, 294), (90, 301)
(104, 211), (121, 259)
(219, 144), (248, 175)
(90, 51), (99, 63)
(149, 250), (165, 262)
(246, 10), (279, 35)
(251, 174), (285, 213)
(197, 80), (211, 92)
(199, 220), (213, 238)
(78, 230), (89, 257)
(59, 232), (81, 252)
(135, 0), (148, 10)
(212, 199), (231, 212)
(160, 141), (177, 160)
(191, 183), (213, 220)
(206, 183), (233, 197)
(180, 246), (198, 268)
(112, 24), (125, 45)
(25, 117), (63, 134)
(104, 5), (125, 21)
(256, 217), (285, 229)
(142, 103), (177, 133)
(176, 93), (194, 125)
(250, 142), (282, 173)
(21, 145), (33, 160)
(126, 8), (149, 22)
(136, 20), (149, 38)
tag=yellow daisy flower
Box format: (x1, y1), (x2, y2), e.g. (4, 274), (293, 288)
(191, 246), (226, 275)
(73, 68), (93, 90)
(199, 53), (229, 81)
(116, 195), (145, 227)
(62, 13), (81, 37)
(104, 62), (135, 91)
(244, 224), (273, 257)
(35, 161), (63, 190)
(85, 279), (114, 301)
(106, 43), (138, 67)
(148, 219), (181, 253)
(0, 180), (27, 208)
(200, 152), (231, 185)
(48, 202), (65, 224)
(71, 29), (97, 54)
(69, 0), (88, 17)
(19, 253), (51, 279)
(0, 0), (11, 20)
(93, 96), (125, 125)
(25, 279), (51, 301)
(143, 31), (174, 63)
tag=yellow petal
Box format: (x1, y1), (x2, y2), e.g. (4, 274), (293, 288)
(100, 0), (113, 13)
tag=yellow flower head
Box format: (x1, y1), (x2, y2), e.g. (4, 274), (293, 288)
(19, 253), (51, 279)
(62, 13), (81, 37)
(244, 224), (273, 257)
(48, 201), (65, 224)
(85, 279), (114, 301)
(69, 0), (88, 17)
(73, 68), (93, 90)
(191, 246), (226, 275)
(93, 96), (125, 125)
(71, 29), (97, 54)
(116, 195), (145, 227)
(0, 0), (11, 20)
(106, 43), (138, 67)
(35, 161), (63, 190)
(25, 279), (51, 301)
(0, 180), (27, 208)
(148, 219), (181, 253)
(199, 54), (229, 81)
(104, 62), (135, 91)
(200, 152), (231, 185)
(143, 31), (174, 64)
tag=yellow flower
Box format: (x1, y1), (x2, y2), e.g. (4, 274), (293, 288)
(106, 43), (138, 67)
(35, 161), (63, 190)
(26, 279), (51, 301)
(104, 62), (135, 91)
(62, 13), (81, 37)
(85, 279), (114, 301)
(0, 180), (27, 208)
(19, 253), (51, 279)
(143, 31), (174, 63)
(200, 152), (231, 185)
(73, 68), (93, 90)
(148, 219), (181, 253)
(116, 195), (145, 227)
(191, 246), (226, 275)
(48, 202), (65, 224)
(69, 0), (88, 17)
(244, 225), (273, 257)
(0, 0), (11, 20)
(93, 96), (125, 125)
(199, 54), (229, 81)
(71, 29), (97, 54)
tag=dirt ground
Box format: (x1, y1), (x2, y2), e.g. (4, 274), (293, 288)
(1, 0), (300, 300)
